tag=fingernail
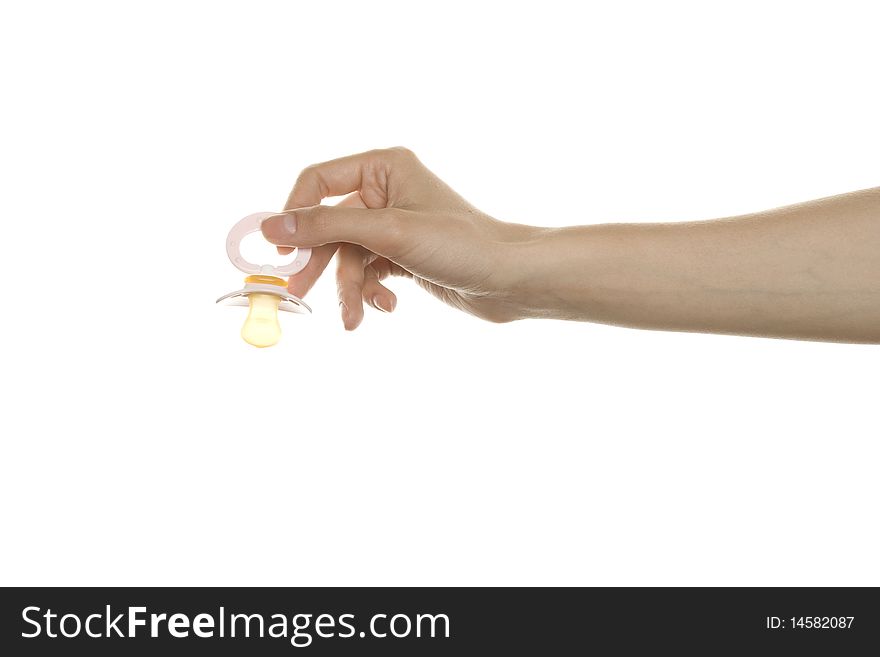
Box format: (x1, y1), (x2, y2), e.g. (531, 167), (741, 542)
(373, 295), (393, 313)
(263, 212), (296, 235)
(339, 301), (349, 322)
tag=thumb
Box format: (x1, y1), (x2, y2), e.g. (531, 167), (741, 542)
(260, 205), (407, 257)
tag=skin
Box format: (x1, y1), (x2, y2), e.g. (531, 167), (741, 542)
(261, 147), (880, 343)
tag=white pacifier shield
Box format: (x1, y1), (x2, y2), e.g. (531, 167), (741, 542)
(215, 283), (312, 315)
(226, 211), (311, 276)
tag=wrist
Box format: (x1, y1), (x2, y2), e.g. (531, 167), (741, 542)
(494, 224), (592, 321)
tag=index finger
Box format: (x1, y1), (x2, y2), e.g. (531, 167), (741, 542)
(284, 149), (389, 210)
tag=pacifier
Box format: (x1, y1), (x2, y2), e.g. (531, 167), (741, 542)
(216, 212), (312, 347)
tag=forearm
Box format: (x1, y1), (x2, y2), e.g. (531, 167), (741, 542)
(511, 187), (880, 342)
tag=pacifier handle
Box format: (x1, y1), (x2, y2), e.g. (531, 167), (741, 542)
(226, 212), (311, 277)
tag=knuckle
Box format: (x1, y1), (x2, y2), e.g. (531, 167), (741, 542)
(294, 164), (316, 186)
(335, 261), (363, 288)
(388, 146), (416, 161)
(295, 164), (328, 197)
(365, 147), (418, 184)
(373, 146), (416, 166)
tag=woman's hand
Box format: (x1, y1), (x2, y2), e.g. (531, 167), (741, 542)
(261, 147), (539, 330)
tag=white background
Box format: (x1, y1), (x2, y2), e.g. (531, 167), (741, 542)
(1, 0), (878, 586)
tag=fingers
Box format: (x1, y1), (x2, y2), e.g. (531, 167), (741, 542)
(363, 264), (398, 313)
(285, 152), (371, 209)
(335, 244), (368, 331)
(285, 149), (385, 210)
(283, 147), (419, 211)
(370, 256), (411, 281)
(287, 244), (339, 298)
(261, 204), (410, 259)
(335, 249), (401, 330)
(285, 192), (366, 297)
(266, 149), (421, 315)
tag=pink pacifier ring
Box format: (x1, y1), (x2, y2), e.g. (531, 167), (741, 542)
(225, 212), (311, 276)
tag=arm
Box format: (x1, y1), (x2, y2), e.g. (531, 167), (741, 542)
(513, 187), (880, 342)
(260, 148), (880, 343)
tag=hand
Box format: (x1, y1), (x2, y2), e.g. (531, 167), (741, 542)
(261, 147), (539, 330)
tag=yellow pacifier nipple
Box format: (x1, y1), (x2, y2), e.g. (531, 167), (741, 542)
(240, 275), (286, 348)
